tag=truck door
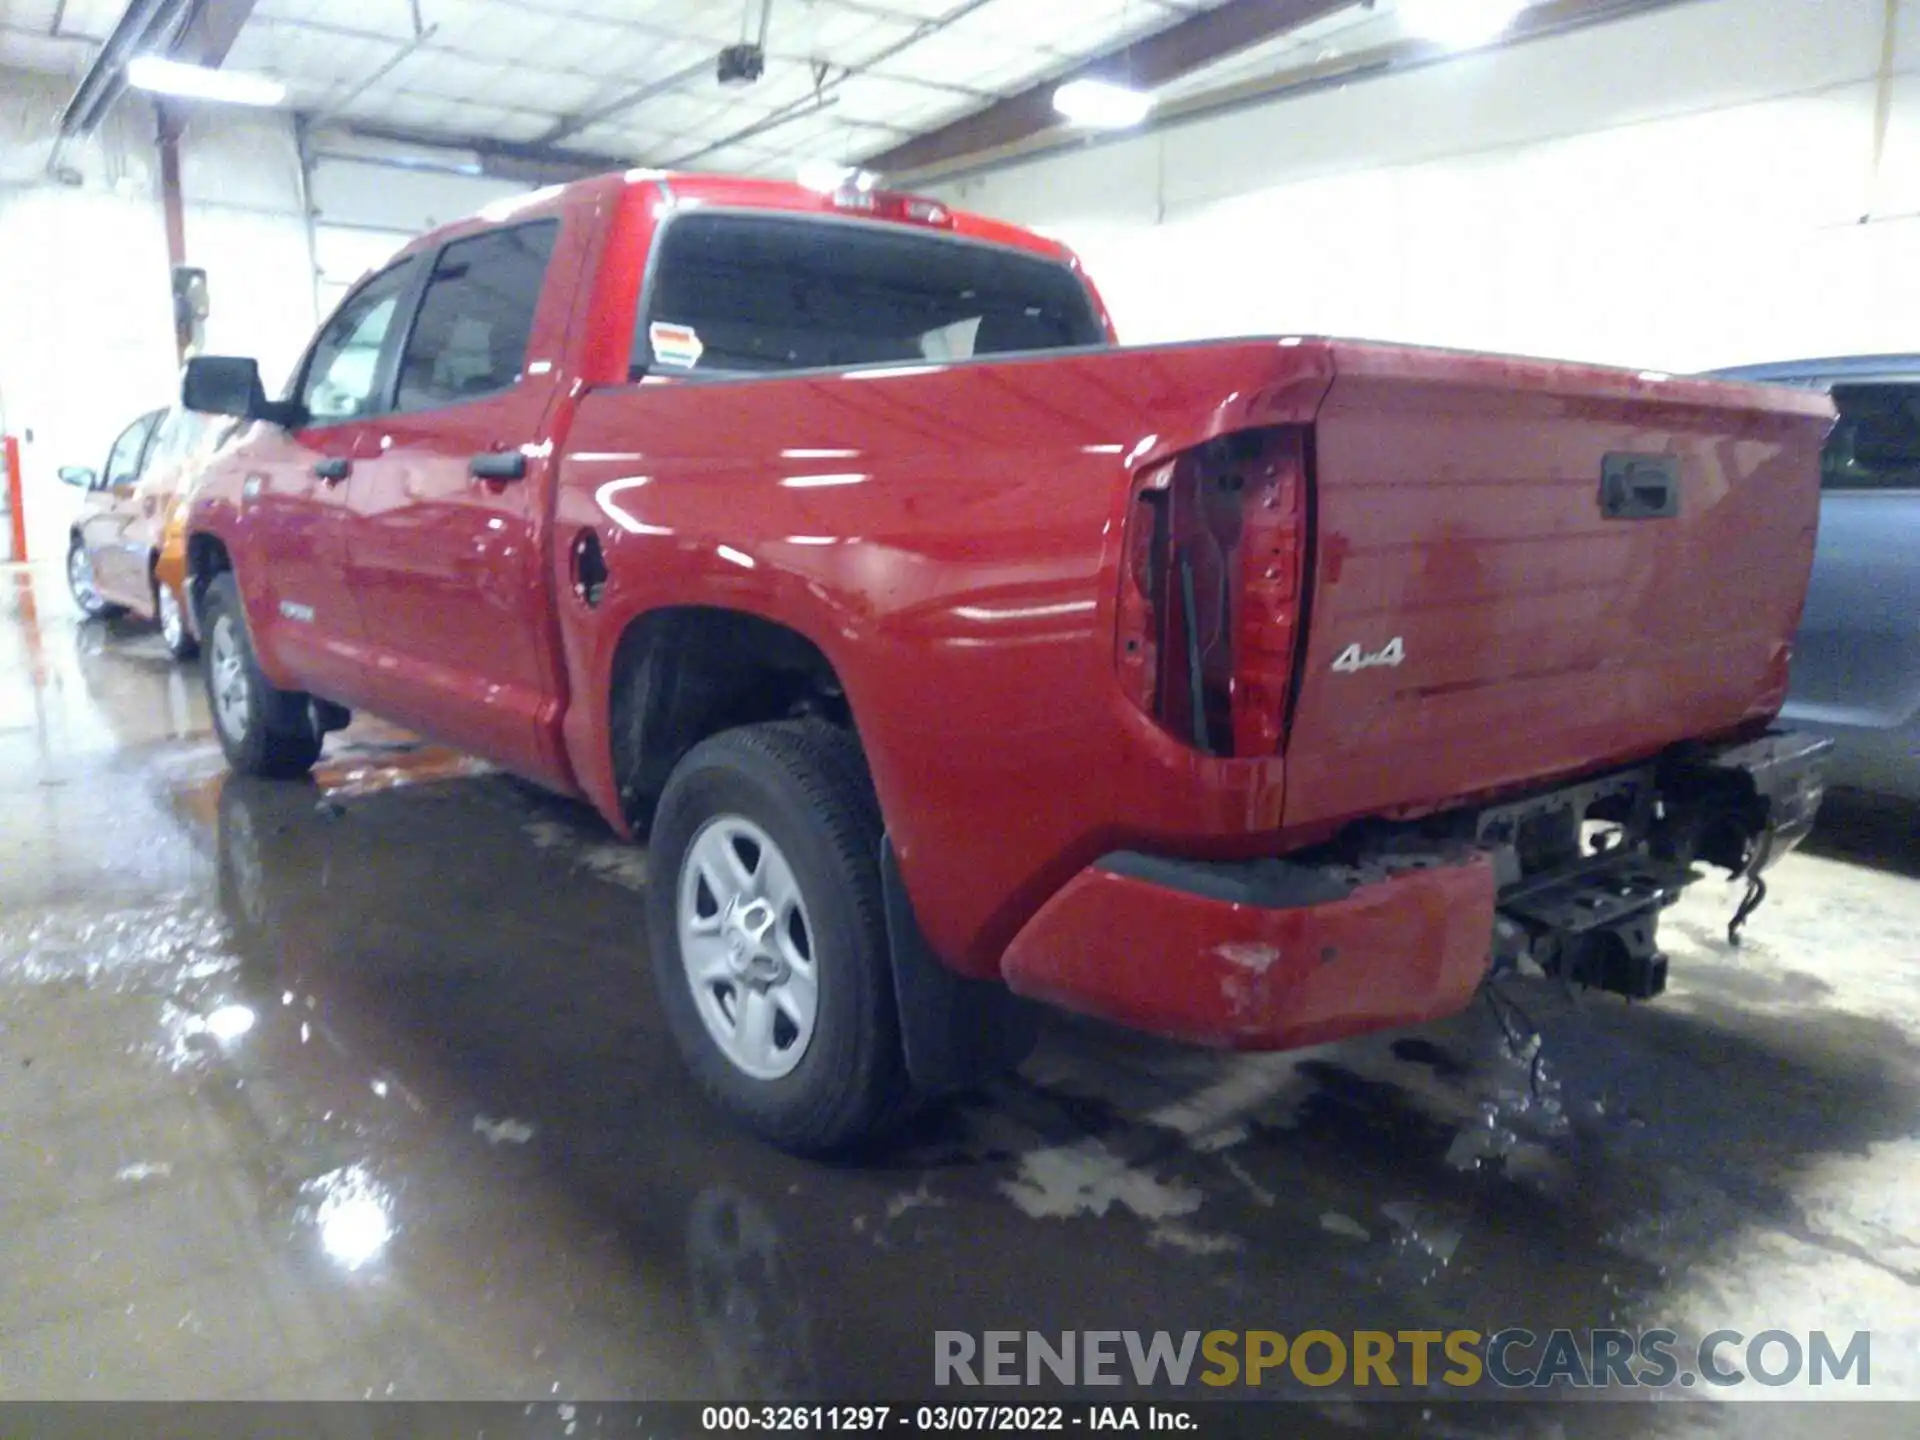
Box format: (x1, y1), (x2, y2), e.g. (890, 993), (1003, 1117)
(244, 256), (420, 700)
(340, 216), (575, 780)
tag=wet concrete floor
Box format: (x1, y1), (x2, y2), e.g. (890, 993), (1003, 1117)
(4, 561), (1919, 1434)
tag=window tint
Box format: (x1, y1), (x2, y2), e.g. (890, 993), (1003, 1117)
(638, 213), (1104, 376)
(396, 222), (558, 410)
(299, 258), (419, 423)
(1825, 384), (1920, 491)
(104, 410), (162, 488)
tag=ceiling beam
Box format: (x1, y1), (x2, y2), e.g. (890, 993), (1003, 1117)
(54, 0), (184, 140)
(863, 0), (1352, 176)
(339, 120), (633, 184)
(170, 0), (259, 66)
(889, 0), (1694, 185)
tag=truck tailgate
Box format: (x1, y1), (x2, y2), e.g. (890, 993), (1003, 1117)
(1282, 342), (1835, 829)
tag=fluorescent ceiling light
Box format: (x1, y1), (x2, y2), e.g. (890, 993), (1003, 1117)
(1052, 78), (1154, 130)
(1397, 0), (1529, 48)
(126, 56), (286, 107)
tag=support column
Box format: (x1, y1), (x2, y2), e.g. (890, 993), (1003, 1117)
(157, 100), (189, 364)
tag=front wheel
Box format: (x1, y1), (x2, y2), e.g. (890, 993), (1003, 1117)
(67, 536), (124, 619)
(646, 720), (913, 1154)
(200, 572), (322, 778)
(156, 577), (198, 661)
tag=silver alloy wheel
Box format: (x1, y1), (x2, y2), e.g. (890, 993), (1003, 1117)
(68, 542), (100, 613)
(158, 583), (185, 650)
(209, 613), (252, 741)
(677, 815), (820, 1081)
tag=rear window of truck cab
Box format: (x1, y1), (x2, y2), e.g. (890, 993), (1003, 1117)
(634, 211), (1104, 378)
(1824, 383), (1920, 491)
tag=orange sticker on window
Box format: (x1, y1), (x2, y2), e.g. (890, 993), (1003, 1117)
(649, 321), (703, 368)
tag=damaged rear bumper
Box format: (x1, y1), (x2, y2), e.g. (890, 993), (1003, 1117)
(998, 848), (1498, 1050)
(997, 730), (1830, 1050)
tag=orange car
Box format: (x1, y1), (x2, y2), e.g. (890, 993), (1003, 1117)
(62, 406), (233, 659)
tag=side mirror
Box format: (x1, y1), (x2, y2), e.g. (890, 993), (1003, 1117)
(182, 356), (305, 428)
(58, 465), (97, 488)
(182, 355), (264, 419)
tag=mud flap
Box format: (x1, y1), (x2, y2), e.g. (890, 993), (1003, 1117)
(880, 839), (1040, 1092)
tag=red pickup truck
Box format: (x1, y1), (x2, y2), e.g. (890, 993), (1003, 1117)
(180, 170), (1833, 1152)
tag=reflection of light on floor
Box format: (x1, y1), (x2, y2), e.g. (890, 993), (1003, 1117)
(155, 991), (256, 1072)
(311, 1163), (395, 1271)
(316, 720), (492, 799)
(205, 1002), (255, 1042)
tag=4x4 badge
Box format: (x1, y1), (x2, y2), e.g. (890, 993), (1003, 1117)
(1332, 637), (1405, 673)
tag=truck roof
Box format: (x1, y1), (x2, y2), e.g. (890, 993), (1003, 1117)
(1706, 354), (1920, 386)
(392, 168), (1078, 270)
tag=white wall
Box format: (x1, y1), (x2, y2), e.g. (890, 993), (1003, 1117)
(0, 68), (314, 567)
(303, 134), (535, 315)
(936, 0), (1920, 375)
(0, 71), (534, 570)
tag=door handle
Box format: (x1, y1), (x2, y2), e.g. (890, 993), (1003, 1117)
(469, 451), (527, 482)
(313, 457), (351, 482)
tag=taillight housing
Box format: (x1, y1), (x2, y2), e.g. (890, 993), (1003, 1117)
(1115, 427), (1307, 757)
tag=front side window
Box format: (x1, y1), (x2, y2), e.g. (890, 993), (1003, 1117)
(395, 222), (559, 411)
(299, 258), (419, 423)
(103, 410), (163, 488)
(1824, 383), (1920, 491)
(636, 213), (1104, 377)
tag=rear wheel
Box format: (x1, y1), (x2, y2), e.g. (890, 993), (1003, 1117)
(647, 720), (913, 1153)
(156, 577), (198, 661)
(200, 572), (322, 778)
(66, 535), (123, 619)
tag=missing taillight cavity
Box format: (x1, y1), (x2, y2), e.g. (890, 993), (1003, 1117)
(1114, 428), (1307, 757)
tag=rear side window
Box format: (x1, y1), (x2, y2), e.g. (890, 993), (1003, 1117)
(1825, 383), (1920, 490)
(637, 212), (1104, 377)
(397, 221), (559, 410)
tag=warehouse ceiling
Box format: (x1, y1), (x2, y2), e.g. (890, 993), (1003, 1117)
(0, 0), (1673, 182)
(0, 0), (1395, 174)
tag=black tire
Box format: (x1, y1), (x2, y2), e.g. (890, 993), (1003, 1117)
(66, 534), (125, 619)
(646, 720), (914, 1154)
(200, 572), (323, 778)
(155, 574), (199, 661)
